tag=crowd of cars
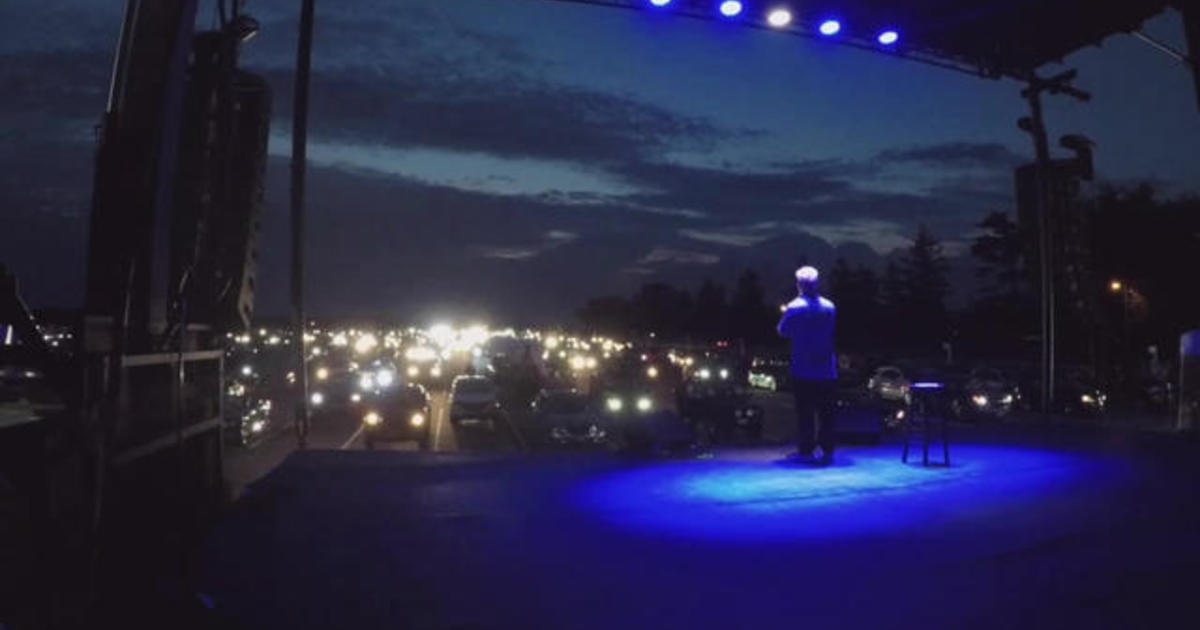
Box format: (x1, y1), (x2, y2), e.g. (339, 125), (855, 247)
(747, 355), (1112, 423)
(220, 322), (1134, 456)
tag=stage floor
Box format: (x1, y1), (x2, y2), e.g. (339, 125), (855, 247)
(199, 429), (1200, 629)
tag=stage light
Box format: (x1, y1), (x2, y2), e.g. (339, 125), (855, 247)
(818, 19), (841, 36)
(649, 0), (672, 6)
(766, 8), (792, 28)
(718, 1), (743, 18)
(877, 29), (899, 45)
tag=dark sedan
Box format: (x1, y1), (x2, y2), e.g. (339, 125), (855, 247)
(361, 383), (432, 450)
(531, 389), (607, 447)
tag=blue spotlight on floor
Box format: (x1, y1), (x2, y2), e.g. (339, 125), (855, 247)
(818, 19), (841, 36)
(649, 0), (673, 7)
(877, 29), (900, 46)
(718, 1), (743, 18)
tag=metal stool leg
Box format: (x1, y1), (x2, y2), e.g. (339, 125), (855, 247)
(920, 401), (930, 466)
(901, 407), (911, 463)
(941, 414), (950, 466)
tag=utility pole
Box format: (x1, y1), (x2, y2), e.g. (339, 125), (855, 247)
(291, 0), (315, 448)
(1018, 70), (1089, 414)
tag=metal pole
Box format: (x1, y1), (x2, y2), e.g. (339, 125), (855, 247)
(290, 0), (315, 448)
(1132, 30), (1190, 64)
(1025, 88), (1056, 414)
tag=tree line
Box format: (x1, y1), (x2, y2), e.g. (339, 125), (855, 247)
(577, 184), (1200, 367)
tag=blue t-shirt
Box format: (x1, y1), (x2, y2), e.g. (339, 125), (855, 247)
(777, 295), (837, 381)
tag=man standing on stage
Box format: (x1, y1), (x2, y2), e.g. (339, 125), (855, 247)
(777, 266), (838, 465)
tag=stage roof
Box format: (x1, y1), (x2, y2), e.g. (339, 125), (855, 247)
(552, 1), (1174, 79)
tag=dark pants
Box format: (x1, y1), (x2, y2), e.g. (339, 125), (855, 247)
(793, 378), (837, 457)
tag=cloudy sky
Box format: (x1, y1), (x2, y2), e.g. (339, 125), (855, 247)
(3, 1), (1199, 324)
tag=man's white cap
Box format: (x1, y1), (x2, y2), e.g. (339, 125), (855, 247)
(795, 266), (819, 283)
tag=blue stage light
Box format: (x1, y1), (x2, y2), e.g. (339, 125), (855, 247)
(766, 8), (793, 28)
(877, 29), (900, 45)
(818, 19), (841, 36)
(649, 0), (673, 6)
(718, 1), (743, 18)
(572, 446), (1118, 542)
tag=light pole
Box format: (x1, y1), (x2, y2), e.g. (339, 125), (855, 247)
(291, 0), (316, 448)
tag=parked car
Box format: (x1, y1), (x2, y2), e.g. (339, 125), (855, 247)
(867, 365), (909, 402)
(449, 375), (502, 427)
(948, 367), (1020, 421)
(678, 371), (763, 444)
(531, 389), (607, 447)
(747, 356), (790, 392)
(1017, 367), (1108, 417)
(361, 383), (431, 450)
(597, 359), (694, 455)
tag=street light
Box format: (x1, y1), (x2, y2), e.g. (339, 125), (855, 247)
(877, 29), (900, 46)
(1109, 279), (1123, 293)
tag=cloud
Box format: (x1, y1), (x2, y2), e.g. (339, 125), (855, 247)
(259, 65), (727, 168)
(679, 227), (774, 248)
(800, 219), (914, 254)
(478, 247), (539, 260)
(877, 142), (1024, 168)
(270, 134), (640, 197)
(639, 248), (720, 265)
(546, 230), (577, 242)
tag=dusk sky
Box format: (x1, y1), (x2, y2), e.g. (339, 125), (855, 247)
(3, 1), (1199, 324)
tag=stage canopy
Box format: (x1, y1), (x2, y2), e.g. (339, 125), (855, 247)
(552, 1), (1177, 80)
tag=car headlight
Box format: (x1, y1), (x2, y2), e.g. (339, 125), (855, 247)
(1001, 394), (1014, 405)
(636, 396), (652, 412)
(375, 369), (394, 388)
(410, 412), (426, 427)
(971, 394), (989, 407)
(697, 368), (711, 380)
(310, 392), (324, 406)
(606, 397), (623, 412)
(364, 411), (382, 426)
(407, 365), (420, 378)
(430, 365), (442, 378)
(315, 367), (329, 381)
(1081, 393), (1097, 405)
(359, 373), (374, 390)
(719, 368), (729, 380)
(647, 366), (659, 379)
